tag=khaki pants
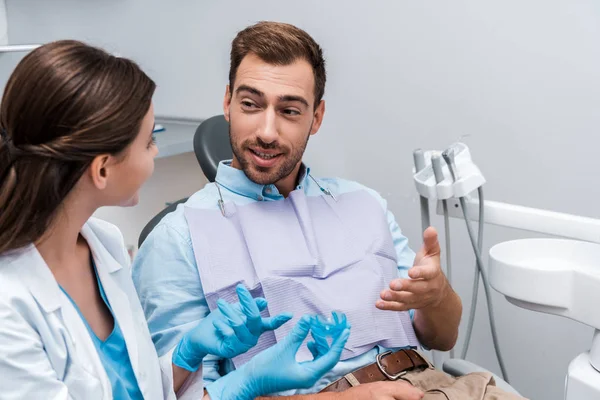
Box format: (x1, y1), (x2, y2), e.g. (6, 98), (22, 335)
(402, 367), (528, 400)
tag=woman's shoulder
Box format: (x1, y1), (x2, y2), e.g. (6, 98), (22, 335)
(0, 246), (38, 307)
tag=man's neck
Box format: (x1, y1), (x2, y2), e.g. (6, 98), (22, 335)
(230, 157), (303, 198)
(274, 163), (303, 198)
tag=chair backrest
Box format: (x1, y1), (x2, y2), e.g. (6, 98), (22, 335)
(137, 197), (188, 248)
(138, 115), (232, 247)
(193, 114), (232, 183)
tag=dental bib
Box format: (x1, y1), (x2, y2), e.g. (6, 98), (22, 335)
(185, 189), (419, 367)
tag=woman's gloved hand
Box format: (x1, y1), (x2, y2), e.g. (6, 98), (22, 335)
(207, 314), (351, 400)
(172, 284), (292, 371)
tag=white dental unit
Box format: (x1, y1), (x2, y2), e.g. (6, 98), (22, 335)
(412, 143), (600, 399)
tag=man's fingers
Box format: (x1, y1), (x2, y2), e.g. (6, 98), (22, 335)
(376, 299), (411, 312)
(377, 295), (438, 311)
(389, 279), (430, 294)
(413, 226), (440, 265)
(408, 262), (440, 280)
(391, 380), (425, 400)
(413, 248), (426, 265)
(422, 226), (440, 256)
(380, 289), (416, 304)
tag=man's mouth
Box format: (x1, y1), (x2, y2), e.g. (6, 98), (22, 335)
(248, 147), (283, 167)
(250, 148), (280, 160)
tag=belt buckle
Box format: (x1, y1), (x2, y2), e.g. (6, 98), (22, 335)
(376, 350), (410, 381)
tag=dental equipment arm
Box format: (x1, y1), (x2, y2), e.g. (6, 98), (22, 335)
(440, 194), (600, 400)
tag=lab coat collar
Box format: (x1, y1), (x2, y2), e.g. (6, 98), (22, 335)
(16, 220), (124, 314)
(81, 222), (123, 274)
(214, 159), (311, 198)
(11, 245), (63, 314)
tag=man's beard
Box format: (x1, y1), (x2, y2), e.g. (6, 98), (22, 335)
(229, 125), (311, 186)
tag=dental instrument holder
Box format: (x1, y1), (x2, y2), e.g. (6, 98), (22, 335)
(413, 142), (486, 201)
(415, 142), (600, 399)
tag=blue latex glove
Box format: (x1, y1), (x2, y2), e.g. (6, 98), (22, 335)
(173, 285), (292, 371)
(207, 314), (351, 400)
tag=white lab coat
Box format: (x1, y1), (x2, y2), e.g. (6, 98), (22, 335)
(0, 218), (197, 399)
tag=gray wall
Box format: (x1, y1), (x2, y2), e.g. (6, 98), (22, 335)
(6, 1), (600, 399)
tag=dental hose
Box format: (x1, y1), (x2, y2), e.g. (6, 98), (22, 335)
(459, 193), (509, 383)
(461, 187), (484, 360)
(442, 199), (454, 359)
(442, 150), (509, 383)
(432, 155), (454, 359)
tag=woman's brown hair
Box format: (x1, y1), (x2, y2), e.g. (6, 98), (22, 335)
(0, 40), (156, 254)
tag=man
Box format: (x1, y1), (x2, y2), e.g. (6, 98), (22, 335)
(133, 21), (522, 400)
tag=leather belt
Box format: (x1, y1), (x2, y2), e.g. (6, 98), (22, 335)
(319, 349), (429, 393)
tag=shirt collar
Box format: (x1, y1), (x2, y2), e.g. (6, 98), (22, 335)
(215, 160), (311, 199)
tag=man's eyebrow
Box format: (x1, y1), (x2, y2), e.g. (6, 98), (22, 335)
(235, 85), (264, 97)
(279, 95), (309, 108)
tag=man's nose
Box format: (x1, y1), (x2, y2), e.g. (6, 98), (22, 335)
(255, 108), (278, 144)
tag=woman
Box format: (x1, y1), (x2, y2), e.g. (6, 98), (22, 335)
(0, 41), (349, 399)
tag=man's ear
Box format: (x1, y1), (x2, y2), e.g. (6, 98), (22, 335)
(310, 100), (326, 136)
(223, 85), (232, 122)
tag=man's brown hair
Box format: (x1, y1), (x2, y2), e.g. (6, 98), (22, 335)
(229, 21), (326, 108)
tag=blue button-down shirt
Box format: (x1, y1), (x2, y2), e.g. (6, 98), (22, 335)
(132, 161), (417, 395)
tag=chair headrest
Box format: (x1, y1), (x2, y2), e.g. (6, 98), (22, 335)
(193, 115), (232, 182)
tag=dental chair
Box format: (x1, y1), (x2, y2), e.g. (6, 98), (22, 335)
(137, 115), (231, 247)
(137, 115), (521, 397)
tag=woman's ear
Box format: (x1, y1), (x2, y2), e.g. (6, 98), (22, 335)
(88, 154), (111, 190)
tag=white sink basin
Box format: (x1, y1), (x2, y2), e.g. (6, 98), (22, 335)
(489, 238), (600, 330)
